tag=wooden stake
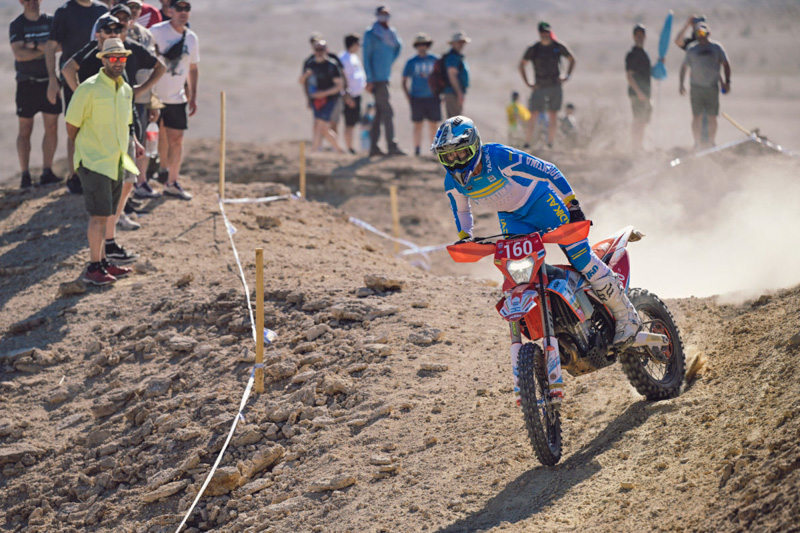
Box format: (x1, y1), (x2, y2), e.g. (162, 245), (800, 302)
(299, 141), (306, 199)
(390, 185), (400, 254)
(255, 248), (264, 394)
(219, 91), (226, 198)
(722, 112), (753, 137)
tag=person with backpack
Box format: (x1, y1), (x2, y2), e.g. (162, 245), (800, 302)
(441, 31), (470, 117)
(402, 33), (440, 156)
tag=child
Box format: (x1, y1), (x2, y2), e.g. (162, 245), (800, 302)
(506, 91), (531, 146)
(360, 102), (375, 152)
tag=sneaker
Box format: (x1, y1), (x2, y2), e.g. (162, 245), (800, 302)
(127, 196), (143, 209)
(155, 168), (169, 184)
(20, 172), (32, 189)
(39, 168), (62, 186)
(134, 181), (161, 198)
(101, 259), (131, 278)
(117, 213), (141, 231)
(164, 181), (192, 200)
(66, 174), (83, 195)
(105, 242), (139, 264)
(82, 264), (117, 285)
(369, 147), (386, 157)
(388, 145), (407, 156)
(348, 148), (357, 155)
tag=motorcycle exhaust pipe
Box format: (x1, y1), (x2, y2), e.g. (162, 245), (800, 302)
(631, 331), (669, 348)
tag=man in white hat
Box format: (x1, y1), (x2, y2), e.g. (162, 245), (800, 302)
(66, 38), (144, 285)
(442, 31), (470, 117)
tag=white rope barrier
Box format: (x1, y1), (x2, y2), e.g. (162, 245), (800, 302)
(221, 193), (299, 205)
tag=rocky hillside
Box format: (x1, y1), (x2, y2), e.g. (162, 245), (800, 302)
(1, 142), (799, 532)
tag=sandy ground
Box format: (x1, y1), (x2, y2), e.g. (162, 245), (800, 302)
(1, 140), (800, 532)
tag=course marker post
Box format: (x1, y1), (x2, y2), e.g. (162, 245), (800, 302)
(219, 91), (226, 199)
(722, 112), (753, 137)
(255, 248), (264, 394)
(299, 142), (306, 199)
(390, 185), (400, 254)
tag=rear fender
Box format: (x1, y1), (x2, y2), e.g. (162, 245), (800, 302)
(547, 276), (587, 322)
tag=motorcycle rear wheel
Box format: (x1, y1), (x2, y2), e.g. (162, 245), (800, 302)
(620, 288), (686, 400)
(518, 343), (562, 465)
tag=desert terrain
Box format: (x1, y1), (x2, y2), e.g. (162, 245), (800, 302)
(2, 1), (800, 532)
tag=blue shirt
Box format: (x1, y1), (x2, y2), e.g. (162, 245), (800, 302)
(444, 143), (575, 235)
(442, 49), (469, 94)
(402, 54), (438, 98)
(362, 23), (401, 83)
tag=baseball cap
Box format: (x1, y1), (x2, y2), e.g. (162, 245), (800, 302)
(633, 23), (646, 34)
(695, 22), (710, 35)
(96, 14), (122, 31)
(126, 0), (143, 5)
(170, 0), (190, 6)
(538, 21), (551, 33)
(110, 4), (132, 17)
(309, 31), (324, 43)
(375, 5), (390, 15)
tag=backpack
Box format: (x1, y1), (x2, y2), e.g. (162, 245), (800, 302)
(427, 53), (453, 97)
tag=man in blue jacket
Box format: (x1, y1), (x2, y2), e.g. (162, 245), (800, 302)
(363, 5), (404, 156)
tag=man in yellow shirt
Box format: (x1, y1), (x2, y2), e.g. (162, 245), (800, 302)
(66, 38), (144, 285)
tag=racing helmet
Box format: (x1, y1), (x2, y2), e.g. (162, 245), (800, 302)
(431, 116), (482, 186)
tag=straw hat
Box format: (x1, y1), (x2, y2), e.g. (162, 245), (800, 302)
(96, 38), (132, 59)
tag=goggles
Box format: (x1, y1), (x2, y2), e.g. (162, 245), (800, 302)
(106, 56), (128, 63)
(437, 144), (476, 167)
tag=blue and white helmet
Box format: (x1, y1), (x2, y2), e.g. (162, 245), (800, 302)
(431, 116), (482, 186)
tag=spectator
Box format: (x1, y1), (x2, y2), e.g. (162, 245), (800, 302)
(506, 91), (531, 145)
(125, 0), (162, 199)
(10, 0), (62, 189)
(626, 23), (652, 151)
(363, 5), (404, 156)
(63, 12), (165, 231)
(338, 34), (367, 154)
(360, 102), (375, 152)
(402, 32), (441, 156)
(150, 0), (198, 200)
(132, 0), (161, 28)
(679, 22), (730, 149)
(299, 40), (345, 153)
(559, 102), (578, 144)
(674, 14), (707, 51)
(66, 38), (143, 284)
(45, 0), (108, 193)
(519, 21), (575, 149)
(157, 0), (169, 22)
(302, 32), (347, 137)
(442, 31), (470, 118)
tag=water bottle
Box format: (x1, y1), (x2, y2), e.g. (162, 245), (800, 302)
(145, 122), (159, 158)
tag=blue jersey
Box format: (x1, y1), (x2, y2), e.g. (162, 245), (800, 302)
(402, 54), (437, 98)
(444, 143), (575, 236)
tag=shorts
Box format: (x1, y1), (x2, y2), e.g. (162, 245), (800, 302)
(78, 164), (123, 217)
(410, 96), (442, 122)
(16, 80), (62, 118)
(690, 85), (719, 116)
(330, 96), (343, 124)
(629, 95), (652, 122)
(443, 93), (462, 118)
(160, 102), (188, 130)
(343, 95), (362, 127)
(528, 85), (563, 112)
(312, 96), (338, 122)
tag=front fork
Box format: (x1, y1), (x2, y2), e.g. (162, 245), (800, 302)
(508, 271), (565, 406)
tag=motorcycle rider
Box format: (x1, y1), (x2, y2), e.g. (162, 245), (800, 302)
(434, 115), (641, 403)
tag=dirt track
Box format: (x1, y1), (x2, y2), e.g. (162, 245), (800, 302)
(1, 141), (800, 532)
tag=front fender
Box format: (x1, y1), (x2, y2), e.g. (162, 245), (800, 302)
(496, 285), (539, 322)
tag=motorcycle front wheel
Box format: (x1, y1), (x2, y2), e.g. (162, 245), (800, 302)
(518, 343), (562, 466)
(620, 288), (686, 400)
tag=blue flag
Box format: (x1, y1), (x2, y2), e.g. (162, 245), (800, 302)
(652, 11), (673, 80)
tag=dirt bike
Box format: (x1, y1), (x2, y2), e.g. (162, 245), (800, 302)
(447, 221), (685, 466)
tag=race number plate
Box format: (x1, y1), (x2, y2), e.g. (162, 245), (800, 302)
(496, 234), (545, 261)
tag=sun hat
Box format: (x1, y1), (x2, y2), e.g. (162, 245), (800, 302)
(413, 32), (433, 46)
(449, 31), (471, 44)
(96, 38), (132, 59)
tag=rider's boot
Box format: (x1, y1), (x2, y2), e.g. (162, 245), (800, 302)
(510, 343), (522, 406)
(591, 270), (642, 347)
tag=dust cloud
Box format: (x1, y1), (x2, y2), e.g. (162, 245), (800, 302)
(589, 153), (800, 300)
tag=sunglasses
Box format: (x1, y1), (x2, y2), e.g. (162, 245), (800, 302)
(437, 145), (476, 166)
(173, 4), (191, 12)
(106, 56), (128, 63)
(101, 26), (123, 34)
